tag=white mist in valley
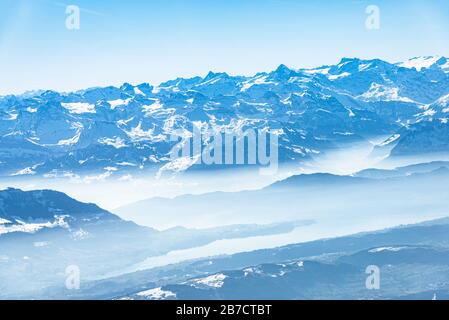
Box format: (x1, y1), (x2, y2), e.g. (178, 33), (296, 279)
(0, 136), (392, 212)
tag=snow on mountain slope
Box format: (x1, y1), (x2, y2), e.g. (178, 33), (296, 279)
(357, 83), (415, 103)
(61, 102), (96, 114)
(0, 187), (120, 236)
(385, 91), (449, 157)
(0, 215), (68, 236)
(398, 56), (448, 72)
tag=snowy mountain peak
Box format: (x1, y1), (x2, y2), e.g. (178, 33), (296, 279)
(274, 64), (294, 74)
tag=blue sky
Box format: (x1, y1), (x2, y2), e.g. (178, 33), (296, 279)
(0, 0), (448, 94)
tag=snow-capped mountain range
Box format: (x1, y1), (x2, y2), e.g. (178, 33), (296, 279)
(1, 56), (449, 177)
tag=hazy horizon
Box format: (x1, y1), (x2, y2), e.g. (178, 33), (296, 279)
(1, 0), (449, 94)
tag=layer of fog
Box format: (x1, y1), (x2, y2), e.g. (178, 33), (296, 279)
(102, 161), (449, 275)
(0, 137), (393, 212)
(3, 136), (449, 288)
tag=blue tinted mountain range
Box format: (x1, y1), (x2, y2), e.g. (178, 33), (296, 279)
(1, 56), (449, 177)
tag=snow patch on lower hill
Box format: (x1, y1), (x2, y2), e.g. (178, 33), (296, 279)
(0, 215), (69, 236)
(61, 102), (96, 114)
(369, 246), (409, 253)
(191, 273), (227, 288)
(136, 287), (176, 300)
